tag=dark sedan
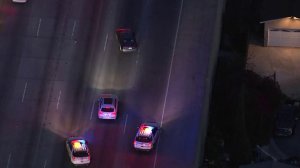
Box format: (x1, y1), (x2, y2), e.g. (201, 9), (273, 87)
(274, 104), (297, 136)
(116, 28), (137, 52)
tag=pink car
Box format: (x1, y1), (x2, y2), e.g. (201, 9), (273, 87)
(98, 94), (118, 120)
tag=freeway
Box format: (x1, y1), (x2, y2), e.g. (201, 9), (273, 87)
(0, 0), (222, 167)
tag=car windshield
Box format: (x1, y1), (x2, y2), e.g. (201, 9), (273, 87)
(101, 107), (114, 112)
(73, 151), (89, 157)
(103, 98), (113, 104)
(136, 136), (152, 142)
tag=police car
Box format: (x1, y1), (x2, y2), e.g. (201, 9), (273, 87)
(115, 28), (137, 52)
(66, 137), (90, 166)
(133, 122), (160, 151)
(98, 94), (118, 120)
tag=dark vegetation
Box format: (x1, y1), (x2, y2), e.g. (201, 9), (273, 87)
(203, 0), (285, 167)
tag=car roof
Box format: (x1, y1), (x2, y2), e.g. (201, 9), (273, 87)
(12, 0), (27, 2)
(70, 139), (88, 152)
(137, 124), (156, 137)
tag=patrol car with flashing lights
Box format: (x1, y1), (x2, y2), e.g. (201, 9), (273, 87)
(133, 122), (160, 151)
(116, 28), (137, 52)
(98, 94), (118, 120)
(66, 137), (90, 166)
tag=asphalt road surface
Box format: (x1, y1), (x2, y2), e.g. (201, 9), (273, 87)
(0, 0), (222, 167)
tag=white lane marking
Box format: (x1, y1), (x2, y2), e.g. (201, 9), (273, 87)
(104, 34), (108, 51)
(56, 90), (61, 109)
(43, 160), (47, 168)
(71, 21), (77, 37)
(155, 0), (184, 168)
(159, 0), (184, 128)
(36, 18), (42, 37)
(21, 82), (28, 103)
(6, 153), (11, 168)
(123, 114), (128, 134)
(90, 100), (96, 120)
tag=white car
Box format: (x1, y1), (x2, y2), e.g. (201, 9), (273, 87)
(133, 122), (160, 151)
(66, 137), (90, 166)
(98, 94), (118, 120)
(12, 0), (27, 3)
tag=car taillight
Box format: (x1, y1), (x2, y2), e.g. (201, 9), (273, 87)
(111, 112), (116, 116)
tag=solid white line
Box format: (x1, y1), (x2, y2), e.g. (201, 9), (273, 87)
(36, 18), (42, 37)
(159, 0), (184, 128)
(43, 160), (47, 168)
(6, 153), (11, 168)
(90, 100), (96, 120)
(21, 82), (28, 103)
(56, 90), (61, 109)
(154, 0), (183, 168)
(104, 34), (108, 51)
(123, 114), (128, 134)
(71, 21), (77, 37)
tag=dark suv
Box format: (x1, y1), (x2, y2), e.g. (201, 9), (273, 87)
(274, 104), (297, 136)
(116, 28), (137, 52)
